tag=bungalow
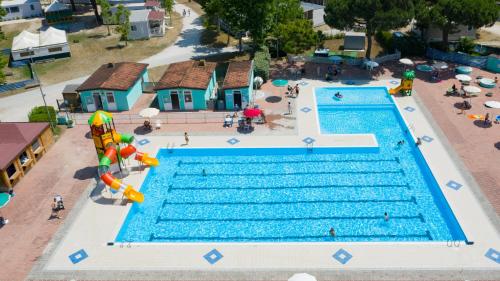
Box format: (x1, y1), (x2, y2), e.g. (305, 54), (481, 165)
(221, 60), (254, 111)
(44, 0), (73, 24)
(11, 27), (71, 62)
(77, 62), (149, 112)
(155, 60), (217, 111)
(0, 122), (54, 190)
(129, 8), (165, 40)
(1, 0), (42, 21)
(416, 24), (476, 43)
(300, 1), (325, 27)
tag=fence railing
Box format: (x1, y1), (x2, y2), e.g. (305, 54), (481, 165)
(72, 112), (230, 125)
(426, 47), (489, 68)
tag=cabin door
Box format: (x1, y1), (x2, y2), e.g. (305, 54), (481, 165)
(170, 92), (180, 110)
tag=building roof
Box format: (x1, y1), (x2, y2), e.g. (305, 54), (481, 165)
(148, 10), (164, 21)
(45, 0), (71, 12)
(12, 27), (67, 51)
(130, 9), (150, 22)
(77, 62), (148, 92)
(62, 84), (80, 93)
(144, 0), (160, 7)
(222, 61), (253, 89)
(300, 1), (324, 12)
(1, 0), (29, 7)
(0, 122), (49, 170)
(155, 60), (217, 90)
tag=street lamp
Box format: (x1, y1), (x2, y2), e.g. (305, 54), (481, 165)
(28, 47), (54, 131)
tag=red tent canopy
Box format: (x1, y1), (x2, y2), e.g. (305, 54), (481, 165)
(243, 108), (262, 118)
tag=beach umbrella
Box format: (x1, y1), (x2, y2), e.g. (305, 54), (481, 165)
(365, 60), (379, 70)
(243, 108), (262, 118)
(416, 64), (433, 72)
(288, 273), (317, 281)
(464, 86), (481, 94)
(432, 61), (448, 70)
(467, 114), (485, 120)
(88, 110), (113, 126)
(0, 193), (11, 209)
(139, 108), (160, 119)
(399, 58), (414, 66)
(455, 74), (471, 82)
(484, 101), (500, 109)
(254, 76), (264, 89)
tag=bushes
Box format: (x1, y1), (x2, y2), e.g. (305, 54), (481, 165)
(28, 106), (57, 128)
(394, 32), (426, 57)
(456, 36), (475, 54)
(254, 46), (271, 82)
(375, 30), (394, 53)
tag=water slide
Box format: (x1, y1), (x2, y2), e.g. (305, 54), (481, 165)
(389, 85), (402, 95)
(98, 133), (159, 203)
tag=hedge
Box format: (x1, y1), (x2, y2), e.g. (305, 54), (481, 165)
(28, 106), (57, 128)
(375, 30), (394, 53)
(254, 46), (271, 82)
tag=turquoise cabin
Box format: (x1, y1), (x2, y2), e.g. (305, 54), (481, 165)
(221, 60), (254, 111)
(154, 60), (217, 111)
(77, 62), (149, 112)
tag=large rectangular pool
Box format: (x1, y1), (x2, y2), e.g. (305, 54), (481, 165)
(115, 87), (465, 243)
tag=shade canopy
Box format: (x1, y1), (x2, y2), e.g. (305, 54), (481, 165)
(243, 108), (262, 118)
(464, 86), (481, 94)
(416, 64), (433, 72)
(88, 110), (113, 126)
(485, 101), (500, 109)
(0, 193), (11, 209)
(12, 27), (67, 51)
(399, 58), (414, 66)
(288, 273), (317, 281)
(139, 108), (160, 118)
(455, 74), (471, 82)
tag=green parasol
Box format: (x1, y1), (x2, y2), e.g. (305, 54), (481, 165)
(0, 193), (11, 209)
(88, 110), (113, 126)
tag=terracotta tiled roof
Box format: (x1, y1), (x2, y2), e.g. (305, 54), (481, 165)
(148, 10), (164, 21)
(0, 122), (49, 170)
(222, 60), (253, 89)
(77, 62), (148, 92)
(145, 0), (160, 7)
(154, 60), (217, 90)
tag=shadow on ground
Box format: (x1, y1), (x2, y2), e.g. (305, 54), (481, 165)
(74, 166), (97, 180)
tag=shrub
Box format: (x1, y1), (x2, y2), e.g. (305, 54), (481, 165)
(333, 32), (345, 39)
(28, 106), (57, 128)
(254, 46), (271, 82)
(375, 30), (394, 53)
(456, 36), (475, 54)
(394, 32), (426, 57)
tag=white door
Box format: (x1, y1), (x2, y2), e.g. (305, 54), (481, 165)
(184, 91), (193, 110)
(163, 96), (172, 110)
(86, 96), (96, 112)
(106, 92), (117, 111)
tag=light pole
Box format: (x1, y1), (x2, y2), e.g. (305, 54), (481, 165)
(28, 47), (54, 131)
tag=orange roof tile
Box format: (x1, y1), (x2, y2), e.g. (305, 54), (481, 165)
(77, 62), (148, 92)
(222, 61), (253, 89)
(154, 60), (217, 90)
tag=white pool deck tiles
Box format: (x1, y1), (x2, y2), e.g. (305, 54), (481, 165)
(29, 79), (500, 280)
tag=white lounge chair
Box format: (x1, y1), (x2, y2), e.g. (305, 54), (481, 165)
(155, 120), (161, 129)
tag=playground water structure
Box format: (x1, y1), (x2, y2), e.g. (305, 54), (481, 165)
(115, 87), (466, 243)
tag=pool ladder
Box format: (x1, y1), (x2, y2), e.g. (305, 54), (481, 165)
(306, 143), (313, 153)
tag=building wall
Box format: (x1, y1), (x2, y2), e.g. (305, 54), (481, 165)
(312, 8), (325, 27)
(11, 43), (71, 61)
(129, 20), (150, 40)
(224, 62), (254, 110)
(123, 70), (148, 109)
(422, 24), (476, 43)
(1, 0), (42, 21)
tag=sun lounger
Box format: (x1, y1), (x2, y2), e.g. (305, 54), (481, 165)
(155, 120), (161, 129)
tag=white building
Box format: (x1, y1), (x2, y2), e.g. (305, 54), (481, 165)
(300, 1), (325, 27)
(1, 0), (42, 21)
(11, 27), (71, 61)
(416, 24), (476, 43)
(343, 32), (366, 51)
(129, 9), (165, 40)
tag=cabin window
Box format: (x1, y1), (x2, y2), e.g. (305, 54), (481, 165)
(163, 96), (170, 103)
(131, 25), (137, 31)
(30, 4), (35, 10)
(106, 92), (115, 103)
(9, 6), (20, 13)
(6, 163), (17, 178)
(19, 51), (34, 57)
(31, 139), (41, 151)
(184, 91), (192, 102)
(48, 47), (62, 53)
(20, 151), (30, 165)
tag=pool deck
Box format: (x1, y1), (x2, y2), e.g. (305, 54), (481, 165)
(28, 79), (500, 280)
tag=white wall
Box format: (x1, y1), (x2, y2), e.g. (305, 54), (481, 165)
(422, 24), (476, 43)
(1, 0), (42, 21)
(129, 20), (150, 40)
(12, 43), (70, 61)
(312, 8), (325, 27)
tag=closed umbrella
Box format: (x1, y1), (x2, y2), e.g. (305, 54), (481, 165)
(254, 76), (264, 89)
(139, 108), (160, 118)
(399, 58), (414, 66)
(455, 74), (471, 82)
(289, 273), (317, 281)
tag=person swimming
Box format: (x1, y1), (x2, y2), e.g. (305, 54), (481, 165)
(334, 92), (343, 98)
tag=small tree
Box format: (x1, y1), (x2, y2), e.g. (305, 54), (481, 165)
(204, 0), (224, 32)
(97, 0), (112, 35)
(115, 4), (131, 45)
(273, 19), (318, 54)
(162, 0), (174, 26)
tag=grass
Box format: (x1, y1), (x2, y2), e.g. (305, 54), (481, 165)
(320, 37), (385, 58)
(30, 12), (183, 85)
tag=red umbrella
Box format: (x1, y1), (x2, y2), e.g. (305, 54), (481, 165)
(243, 108), (262, 118)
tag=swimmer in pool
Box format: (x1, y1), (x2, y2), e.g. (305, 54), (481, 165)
(334, 92), (343, 98)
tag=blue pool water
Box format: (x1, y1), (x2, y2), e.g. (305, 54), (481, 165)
(115, 87), (466, 243)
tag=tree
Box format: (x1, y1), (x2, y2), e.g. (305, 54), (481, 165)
(415, 0), (498, 47)
(90, 0), (101, 24)
(97, 0), (112, 35)
(273, 19), (318, 54)
(204, 0), (224, 32)
(115, 4), (131, 45)
(161, 0), (174, 26)
(324, 0), (415, 59)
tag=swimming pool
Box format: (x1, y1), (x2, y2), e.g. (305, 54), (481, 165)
(115, 87), (465, 243)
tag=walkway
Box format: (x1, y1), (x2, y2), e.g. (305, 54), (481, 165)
(0, 3), (237, 122)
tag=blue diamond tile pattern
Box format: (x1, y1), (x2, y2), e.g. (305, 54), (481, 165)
(68, 249), (88, 264)
(446, 180), (463, 190)
(421, 135), (434, 142)
(300, 107), (312, 113)
(204, 249), (223, 264)
(332, 248), (352, 265)
(302, 137), (315, 145)
(485, 248), (500, 264)
(227, 138), (240, 145)
(404, 106), (415, 112)
(137, 139), (150, 146)
(390, 80), (399, 85)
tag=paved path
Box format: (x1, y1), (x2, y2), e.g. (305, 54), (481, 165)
(0, 3), (237, 122)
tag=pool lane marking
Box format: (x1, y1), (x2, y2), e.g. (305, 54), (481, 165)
(177, 158), (399, 166)
(149, 232), (432, 242)
(161, 197), (418, 207)
(155, 214), (425, 223)
(168, 183), (411, 191)
(173, 170), (404, 178)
